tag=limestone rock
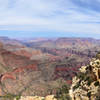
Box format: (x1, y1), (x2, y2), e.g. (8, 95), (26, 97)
(70, 58), (100, 100)
(14, 95), (57, 100)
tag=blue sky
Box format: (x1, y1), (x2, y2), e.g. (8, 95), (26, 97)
(0, 0), (100, 38)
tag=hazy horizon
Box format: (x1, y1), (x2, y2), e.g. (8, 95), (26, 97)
(0, 35), (100, 40)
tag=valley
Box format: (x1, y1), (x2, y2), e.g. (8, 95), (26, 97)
(0, 37), (100, 99)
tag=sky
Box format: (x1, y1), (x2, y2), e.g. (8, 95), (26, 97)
(0, 0), (100, 38)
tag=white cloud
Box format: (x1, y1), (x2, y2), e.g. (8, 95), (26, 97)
(0, 0), (100, 35)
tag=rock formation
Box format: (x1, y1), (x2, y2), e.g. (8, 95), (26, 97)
(70, 54), (100, 100)
(15, 95), (57, 100)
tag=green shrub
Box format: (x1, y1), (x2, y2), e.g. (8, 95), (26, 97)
(55, 84), (71, 100)
(94, 81), (99, 86)
(87, 77), (93, 86)
(87, 92), (91, 98)
(73, 82), (80, 91)
(15, 95), (21, 100)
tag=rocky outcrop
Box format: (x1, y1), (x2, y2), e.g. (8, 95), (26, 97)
(15, 95), (57, 100)
(70, 57), (100, 100)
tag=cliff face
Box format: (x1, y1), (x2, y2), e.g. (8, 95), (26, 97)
(70, 56), (100, 100)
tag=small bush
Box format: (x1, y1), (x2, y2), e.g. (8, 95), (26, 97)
(87, 92), (91, 98)
(94, 81), (99, 86)
(55, 84), (71, 100)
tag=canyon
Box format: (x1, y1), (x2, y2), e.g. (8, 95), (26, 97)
(0, 37), (100, 99)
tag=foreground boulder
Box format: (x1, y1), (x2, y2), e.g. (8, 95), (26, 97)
(70, 58), (100, 100)
(14, 95), (57, 100)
